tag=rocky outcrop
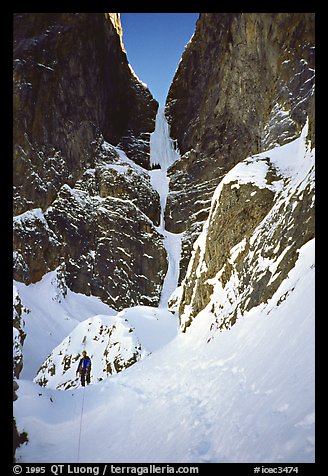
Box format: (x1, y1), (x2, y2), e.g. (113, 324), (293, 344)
(13, 416), (28, 463)
(13, 13), (167, 310)
(13, 288), (28, 378)
(178, 126), (314, 333)
(13, 144), (167, 310)
(165, 13), (315, 281)
(13, 288), (28, 462)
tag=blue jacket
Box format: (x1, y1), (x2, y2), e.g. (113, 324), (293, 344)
(77, 356), (91, 373)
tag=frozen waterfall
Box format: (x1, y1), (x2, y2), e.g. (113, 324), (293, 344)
(149, 108), (182, 308)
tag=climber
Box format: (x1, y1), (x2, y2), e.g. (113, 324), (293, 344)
(76, 350), (92, 387)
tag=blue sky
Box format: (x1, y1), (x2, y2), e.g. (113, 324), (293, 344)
(121, 13), (199, 106)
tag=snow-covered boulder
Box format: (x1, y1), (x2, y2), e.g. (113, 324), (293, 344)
(34, 315), (143, 390)
(34, 306), (178, 390)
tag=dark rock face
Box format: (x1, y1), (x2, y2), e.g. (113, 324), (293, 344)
(13, 13), (166, 310)
(14, 146), (167, 310)
(13, 12), (158, 216)
(13, 416), (28, 463)
(165, 13), (315, 281)
(13, 291), (28, 462)
(56, 191), (166, 310)
(13, 208), (63, 283)
(92, 142), (161, 226)
(13, 291), (27, 378)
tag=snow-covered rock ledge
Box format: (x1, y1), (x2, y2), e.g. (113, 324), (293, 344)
(178, 122), (314, 334)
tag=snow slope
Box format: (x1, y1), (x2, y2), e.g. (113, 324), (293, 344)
(15, 238), (314, 463)
(14, 271), (117, 380)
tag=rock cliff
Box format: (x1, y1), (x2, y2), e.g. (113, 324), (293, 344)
(178, 124), (314, 332)
(165, 13), (315, 281)
(14, 13), (157, 215)
(13, 13), (165, 310)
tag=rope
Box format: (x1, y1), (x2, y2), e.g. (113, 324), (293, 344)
(77, 384), (86, 463)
